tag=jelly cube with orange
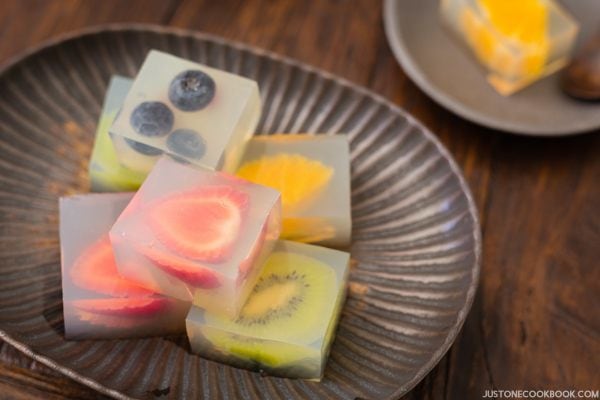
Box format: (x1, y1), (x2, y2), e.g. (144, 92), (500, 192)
(237, 134), (351, 247)
(440, 0), (578, 95)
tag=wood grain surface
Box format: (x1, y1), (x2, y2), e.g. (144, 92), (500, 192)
(0, 0), (598, 399)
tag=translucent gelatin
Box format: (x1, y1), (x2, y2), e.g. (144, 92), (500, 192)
(186, 240), (350, 380)
(440, 0), (579, 95)
(110, 50), (261, 174)
(110, 156), (281, 318)
(237, 134), (351, 247)
(88, 76), (147, 191)
(60, 192), (190, 339)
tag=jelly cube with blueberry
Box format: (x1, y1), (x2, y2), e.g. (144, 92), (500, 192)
(60, 192), (190, 339)
(88, 76), (147, 192)
(186, 240), (350, 380)
(109, 156), (281, 318)
(237, 134), (351, 247)
(110, 50), (261, 174)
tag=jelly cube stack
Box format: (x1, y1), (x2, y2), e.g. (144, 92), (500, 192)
(59, 49), (354, 380)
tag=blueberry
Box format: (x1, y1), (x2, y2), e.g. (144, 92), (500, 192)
(124, 138), (164, 156)
(130, 101), (174, 137)
(168, 70), (215, 111)
(166, 129), (206, 159)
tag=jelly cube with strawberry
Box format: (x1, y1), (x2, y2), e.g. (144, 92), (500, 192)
(110, 156), (281, 318)
(60, 192), (190, 339)
(109, 50), (261, 175)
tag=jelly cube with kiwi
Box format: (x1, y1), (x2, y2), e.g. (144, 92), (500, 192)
(110, 156), (281, 318)
(60, 192), (190, 339)
(185, 240), (350, 380)
(236, 134), (351, 247)
(88, 76), (148, 192)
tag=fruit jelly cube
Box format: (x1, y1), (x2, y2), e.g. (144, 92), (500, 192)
(440, 0), (578, 95)
(236, 134), (351, 247)
(88, 76), (147, 192)
(110, 156), (281, 318)
(59, 192), (190, 339)
(186, 240), (350, 381)
(109, 50), (261, 174)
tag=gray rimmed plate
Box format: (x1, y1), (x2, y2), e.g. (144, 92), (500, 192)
(383, 0), (600, 136)
(0, 25), (480, 399)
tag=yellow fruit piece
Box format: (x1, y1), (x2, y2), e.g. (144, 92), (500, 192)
(281, 217), (336, 243)
(461, 0), (549, 79)
(479, 0), (549, 76)
(89, 113), (146, 191)
(479, 0), (547, 45)
(461, 7), (495, 66)
(243, 281), (299, 318)
(237, 154), (333, 212)
(205, 251), (337, 344)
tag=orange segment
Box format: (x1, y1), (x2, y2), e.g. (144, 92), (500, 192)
(478, 0), (547, 45)
(461, 0), (549, 79)
(237, 154), (333, 213)
(281, 217), (336, 243)
(479, 0), (549, 76)
(461, 7), (495, 66)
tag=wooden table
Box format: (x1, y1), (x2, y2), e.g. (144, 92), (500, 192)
(0, 1), (598, 398)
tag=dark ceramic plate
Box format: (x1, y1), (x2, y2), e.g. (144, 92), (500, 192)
(383, 0), (600, 136)
(0, 25), (480, 399)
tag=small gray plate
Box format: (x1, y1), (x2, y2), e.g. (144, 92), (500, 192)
(383, 0), (600, 136)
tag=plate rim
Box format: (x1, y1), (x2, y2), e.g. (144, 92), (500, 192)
(0, 23), (481, 400)
(383, 0), (600, 137)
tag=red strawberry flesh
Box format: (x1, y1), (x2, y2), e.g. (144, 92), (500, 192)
(72, 297), (168, 317)
(70, 236), (153, 297)
(138, 246), (222, 289)
(147, 186), (248, 262)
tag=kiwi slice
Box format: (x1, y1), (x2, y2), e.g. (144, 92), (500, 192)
(202, 251), (338, 374)
(200, 326), (320, 375)
(206, 252), (337, 344)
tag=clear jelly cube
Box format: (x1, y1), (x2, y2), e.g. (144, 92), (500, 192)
(236, 134), (351, 247)
(186, 240), (350, 380)
(110, 156), (281, 318)
(110, 50), (261, 174)
(88, 76), (148, 192)
(440, 0), (579, 95)
(60, 192), (190, 339)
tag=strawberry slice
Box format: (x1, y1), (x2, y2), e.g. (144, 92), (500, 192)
(147, 186), (249, 262)
(70, 236), (153, 297)
(72, 297), (168, 317)
(138, 245), (222, 288)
